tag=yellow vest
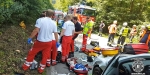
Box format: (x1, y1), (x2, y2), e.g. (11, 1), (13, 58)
(122, 28), (129, 36)
(83, 21), (94, 34)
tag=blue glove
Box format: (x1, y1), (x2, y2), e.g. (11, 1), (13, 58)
(56, 42), (60, 48)
(27, 38), (32, 44)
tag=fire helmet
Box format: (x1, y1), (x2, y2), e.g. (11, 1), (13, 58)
(123, 22), (128, 26)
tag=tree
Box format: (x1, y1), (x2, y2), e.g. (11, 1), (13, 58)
(0, 0), (54, 27)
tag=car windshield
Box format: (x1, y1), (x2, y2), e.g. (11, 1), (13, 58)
(119, 57), (150, 75)
(78, 8), (95, 16)
(103, 56), (150, 75)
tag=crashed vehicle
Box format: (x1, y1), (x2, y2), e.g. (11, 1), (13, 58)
(92, 53), (150, 75)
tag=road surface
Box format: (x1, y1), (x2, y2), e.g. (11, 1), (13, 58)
(46, 34), (117, 75)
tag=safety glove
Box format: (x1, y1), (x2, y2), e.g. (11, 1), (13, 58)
(27, 38), (32, 44)
(56, 42), (60, 48)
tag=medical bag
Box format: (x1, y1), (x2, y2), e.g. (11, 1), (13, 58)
(123, 43), (149, 54)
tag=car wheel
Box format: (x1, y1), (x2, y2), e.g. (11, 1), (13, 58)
(92, 66), (102, 75)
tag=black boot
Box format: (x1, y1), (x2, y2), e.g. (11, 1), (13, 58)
(68, 52), (74, 58)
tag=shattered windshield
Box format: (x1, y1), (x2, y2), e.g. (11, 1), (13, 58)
(77, 8), (95, 16)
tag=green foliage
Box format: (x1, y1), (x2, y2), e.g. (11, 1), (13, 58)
(0, 0), (54, 27)
(53, 0), (80, 12)
(84, 0), (150, 33)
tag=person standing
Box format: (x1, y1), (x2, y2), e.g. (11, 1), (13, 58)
(139, 26), (146, 38)
(99, 21), (105, 36)
(117, 22), (129, 47)
(81, 17), (94, 52)
(60, 14), (75, 62)
(139, 25), (150, 49)
(22, 9), (59, 73)
(46, 33), (60, 66)
(129, 25), (137, 43)
(69, 16), (82, 57)
(107, 20), (117, 47)
(46, 18), (60, 66)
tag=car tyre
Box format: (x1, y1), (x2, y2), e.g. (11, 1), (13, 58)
(92, 66), (102, 75)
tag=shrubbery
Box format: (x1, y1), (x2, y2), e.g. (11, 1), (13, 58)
(0, 0), (54, 27)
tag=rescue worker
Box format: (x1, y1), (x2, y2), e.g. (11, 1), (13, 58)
(98, 21), (105, 36)
(47, 33), (60, 66)
(22, 9), (59, 73)
(107, 20), (117, 47)
(129, 25), (137, 43)
(81, 17), (94, 52)
(117, 22), (129, 47)
(69, 16), (82, 57)
(46, 16), (60, 66)
(139, 25), (150, 48)
(139, 26), (146, 38)
(60, 14), (75, 62)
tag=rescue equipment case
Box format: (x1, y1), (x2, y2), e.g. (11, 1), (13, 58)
(123, 43), (149, 54)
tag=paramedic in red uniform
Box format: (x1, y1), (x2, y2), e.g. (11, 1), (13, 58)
(60, 14), (75, 62)
(69, 16), (82, 57)
(81, 17), (94, 52)
(22, 9), (59, 73)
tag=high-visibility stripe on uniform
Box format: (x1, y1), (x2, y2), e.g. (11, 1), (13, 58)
(108, 24), (117, 33)
(122, 28), (129, 36)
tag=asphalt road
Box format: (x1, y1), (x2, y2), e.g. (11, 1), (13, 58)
(46, 34), (117, 75)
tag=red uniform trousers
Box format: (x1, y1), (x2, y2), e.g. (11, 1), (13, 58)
(81, 34), (88, 51)
(70, 39), (75, 52)
(47, 40), (57, 65)
(61, 36), (72, 62)
(22, 40), (52, 72)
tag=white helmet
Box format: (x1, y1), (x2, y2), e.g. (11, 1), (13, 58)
(141, 26), (145, 29)
(123, 22), (128, 26)
(113, 20), (117, 24)
(133, 25), (137, 27)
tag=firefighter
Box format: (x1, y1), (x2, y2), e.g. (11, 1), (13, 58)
(129, 25), (137, 43)
(81, 17), (94, 52)
(22, 9), (59, 73)
(117, 22), (129, 47)
(69, 16), (82, 57)
(60, 14), (75, 62)
(107, 20), (117, 47)
(139, 25), (150, 48)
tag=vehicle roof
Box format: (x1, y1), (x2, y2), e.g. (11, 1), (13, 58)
(69, 5), (96, 10)
(118, 53), (150, 61)
(55, 10), (63, 14)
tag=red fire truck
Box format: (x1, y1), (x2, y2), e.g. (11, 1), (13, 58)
(68, 4), (96, 25)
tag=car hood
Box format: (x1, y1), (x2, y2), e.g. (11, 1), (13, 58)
(93, 55), (113, 70)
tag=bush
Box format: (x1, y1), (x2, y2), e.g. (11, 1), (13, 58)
(0, 0), (54, 27)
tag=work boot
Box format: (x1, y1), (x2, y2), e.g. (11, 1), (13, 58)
(46, 61), (51, 67)
(71, 52), (74, 57)
(61, 56), (66, 63)
(108, 44), (113, 47)
(22, 64), (30, 71)
(52, 60), (57, 66)
(38, 67), (44, 74)
(68, 52), (74, 58)
(117, 44), (120, 47)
